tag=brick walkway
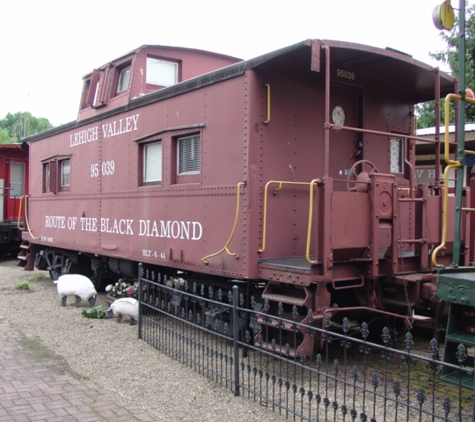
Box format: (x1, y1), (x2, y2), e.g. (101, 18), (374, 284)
(0, 316), (166, 422)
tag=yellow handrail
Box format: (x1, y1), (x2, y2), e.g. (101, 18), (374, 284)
(431, 93), (475, 267)
(306, 179), (321, 264)
(263, 84), (271, 124)
(17, 195), (24, 229)
(201, 182), (245, 265)
(258, 179), (321, 264)
(431, 162), (460, 267)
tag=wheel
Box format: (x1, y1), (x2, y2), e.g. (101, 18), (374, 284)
(347, 160), (378, 192)
(48, 254), (66, 280)
(47, 253), (75, 280)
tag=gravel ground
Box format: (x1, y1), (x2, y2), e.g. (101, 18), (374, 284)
(0, 259), (287, 422)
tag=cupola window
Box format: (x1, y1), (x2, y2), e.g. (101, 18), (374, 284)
(146, 58), (178, 87)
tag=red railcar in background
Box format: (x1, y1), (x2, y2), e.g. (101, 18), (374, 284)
(19, 40), (467, 354)
(0, 143), (28, 254)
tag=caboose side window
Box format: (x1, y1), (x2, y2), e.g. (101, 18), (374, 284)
(178, 135), (200, 175)
(43, 162), (51, 193)
(60, 160), (70, 188)
(10, 162), (24, 198)
(144, 141), (162, 183)
(80, 79), (91, 110)
(117, 65), (131, 93)
(146, 58), (178, 87)
(390, 137), (404, 174)
(42, 155), (71, 194)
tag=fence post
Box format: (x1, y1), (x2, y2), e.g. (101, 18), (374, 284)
(138, 263), (142, 340)
(472, 368), (475, 420)
(232, 285), (240, 396)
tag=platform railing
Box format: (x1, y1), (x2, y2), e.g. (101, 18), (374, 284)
(257, 179), (321, 264)
(201, 182), (245, 265)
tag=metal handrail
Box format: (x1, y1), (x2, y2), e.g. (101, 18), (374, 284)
(305, 179), (321, 264)
(19, 195), (39, 240)
(201, 182), (245, 265)
(17, 195), (24, 228)
(258, 179), (321, 264)
(263, 84), (271, 124)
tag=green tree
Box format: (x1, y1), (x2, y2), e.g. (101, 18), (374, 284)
(416, 3), (475, 128)
(0, 112), (53, 144)
(0, 129), (11, 144)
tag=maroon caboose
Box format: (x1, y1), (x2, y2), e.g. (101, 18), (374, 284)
(20, 40), (461, 354)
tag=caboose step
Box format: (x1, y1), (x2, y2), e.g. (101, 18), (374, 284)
(381, 298), (417, 308)
(261, 293), (307, 307)
(411, 314), (434, 329)
(256, 281), (316, 356)
(257, 311), (306, 330)
(386, 273), (433, 285)
(261, 282), (314, 308)
(17, 240), (35, 271)
(255, 325), (315, 358)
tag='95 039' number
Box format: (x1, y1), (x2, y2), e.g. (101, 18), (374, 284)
(90, 161), (115, 178)
(336, 69), (355, 80)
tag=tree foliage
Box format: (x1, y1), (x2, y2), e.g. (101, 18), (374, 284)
(416, 3), (475, 128)
(0, 112), (53, 144)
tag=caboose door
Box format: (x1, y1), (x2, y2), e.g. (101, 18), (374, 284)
(6, 161), (25, 222)
(328, 83), (363, 186)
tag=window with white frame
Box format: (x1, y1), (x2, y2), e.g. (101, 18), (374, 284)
(178, 135), (200, 175)
(10, 162), (24, 197)
(146, 58), (178, 87)
(144, 141), (162, 183)
(117, 65), (131, 93)
(61, 160), (70, 187)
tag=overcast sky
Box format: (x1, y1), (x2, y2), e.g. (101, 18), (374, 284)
(1, 0), (471, 126)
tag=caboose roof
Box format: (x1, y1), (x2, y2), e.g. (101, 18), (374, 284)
(320, 40), (454, 102)
(23, 39), (454, 143)
(0, 143), (28, 152)
(81, 44), (242, 79)
(239, 39), (454, 103)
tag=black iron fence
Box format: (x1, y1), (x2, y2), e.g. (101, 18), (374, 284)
(137, 265), (475, 421)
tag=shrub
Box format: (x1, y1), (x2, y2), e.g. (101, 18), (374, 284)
(16, 281), (31, 290)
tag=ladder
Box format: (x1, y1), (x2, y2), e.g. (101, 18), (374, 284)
(437, 268), (475, 388)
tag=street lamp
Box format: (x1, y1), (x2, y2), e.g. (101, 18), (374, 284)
(433, 0), (455, 30)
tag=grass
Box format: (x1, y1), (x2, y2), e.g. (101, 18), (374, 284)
(16, 280), (31, 290)
(15, 271), (49, 291)
(28, 271), (49, 281)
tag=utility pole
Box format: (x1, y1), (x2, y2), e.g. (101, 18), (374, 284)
(433, 0), (466, 267)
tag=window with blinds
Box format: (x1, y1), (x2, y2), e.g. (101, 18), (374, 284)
(146, 58), (178, 87)
(178, 135), (200, 175)
(144, 141), (162, 182)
